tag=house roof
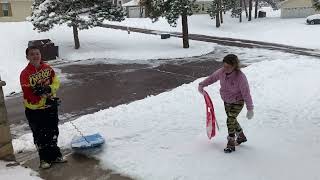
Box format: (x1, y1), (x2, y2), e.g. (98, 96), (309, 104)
(1, 0), (34, 2)
(122, 0), (211, 7)
(122, 0), (140, 7)
(195, 0), (212, 2)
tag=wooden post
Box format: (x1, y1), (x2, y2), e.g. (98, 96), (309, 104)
(0, 77), (15, 161)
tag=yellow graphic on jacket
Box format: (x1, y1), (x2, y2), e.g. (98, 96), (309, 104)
(29, 69), (52, 87)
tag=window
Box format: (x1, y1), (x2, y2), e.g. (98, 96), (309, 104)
(2, 3), (9, 16)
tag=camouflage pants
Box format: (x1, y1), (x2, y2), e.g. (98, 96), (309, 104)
(224, 101), (244, 136)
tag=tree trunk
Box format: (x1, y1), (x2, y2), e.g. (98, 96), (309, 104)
(0, 79), (15, 162)
(144, 2), (150, 17)
(248, 0), (252, 21)
(72, 24), (80, 49)
(239, 0), (242, 22)
(216, 1), (220, 28)
(181, 14), (189, 48)
(254, 0), (258, 19)
(219, 0), (223, 24)
(243, 0), (248, 18)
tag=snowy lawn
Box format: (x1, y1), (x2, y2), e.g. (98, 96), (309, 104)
(108, 7), (320, 50)
(0, 161), (42, 180)
(1, 7), (320, 96)
(0, 22), (214, 96)
(13, 50), (320, 180)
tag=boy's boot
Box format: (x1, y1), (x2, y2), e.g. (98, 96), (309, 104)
(39, 160), (52, 169)
(52, 156), (68, 163)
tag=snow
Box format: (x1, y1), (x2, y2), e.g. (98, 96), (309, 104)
(1, 7), (320, 96)
(13, 49), (320, 180)
(0, 161), (42, 180)
(3, 6), (320, 179)
(0, 22), (214, 96)
(306, 13), (320, 20)
(107, 7), (320, 50)
(122, 0), (140, 7)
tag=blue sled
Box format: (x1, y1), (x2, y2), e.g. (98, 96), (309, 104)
(71, 133), (105, 150)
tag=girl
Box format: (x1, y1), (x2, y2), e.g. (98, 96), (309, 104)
(198, 54), (254, 153)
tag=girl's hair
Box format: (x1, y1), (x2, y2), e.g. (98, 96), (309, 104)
(223, 54), (240, 71)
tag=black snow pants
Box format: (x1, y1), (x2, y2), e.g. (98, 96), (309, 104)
(25, 106), (62, 162)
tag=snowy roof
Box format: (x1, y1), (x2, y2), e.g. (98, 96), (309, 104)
(122, 0), (210, 6)
(4, 0), (34, 2)
(195, 0), (212, 2)
(122, 0), (140, 7)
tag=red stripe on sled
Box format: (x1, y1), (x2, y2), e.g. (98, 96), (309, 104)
(203, 90), (217, 139)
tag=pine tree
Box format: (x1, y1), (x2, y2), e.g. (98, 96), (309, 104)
(29, 0), (126, 49)
(143, 0), (196, 48)
(208, 0), (222, 28)
(313, 0), (320, 10)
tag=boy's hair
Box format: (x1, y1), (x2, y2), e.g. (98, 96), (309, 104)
(223, 54), (240, 70)
(25, 46), (41, 56)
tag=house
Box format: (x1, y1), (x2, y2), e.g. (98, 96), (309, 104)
(0, 0), (33, 22)
(193, 0), (211, 14)
(280, 0), (319, 18)
(122, 0), (145, 18)
(122, 0), (211, 18)
(114, 0), (131, 7)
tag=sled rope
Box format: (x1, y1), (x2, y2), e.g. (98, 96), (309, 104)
(59, 105), (90, 144)
(69, 121), (90, 144)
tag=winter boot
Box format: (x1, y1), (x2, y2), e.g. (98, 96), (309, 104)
(39, 160), (52, 169)
(224, 136), (236, 153)
(52, 156), (68, 163)
(235, 131), (247, 146)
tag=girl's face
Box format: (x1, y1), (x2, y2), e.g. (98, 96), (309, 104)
(223, 63), (235, 73)
(27, 49), (41, 67)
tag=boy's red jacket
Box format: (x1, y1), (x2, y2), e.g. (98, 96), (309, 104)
(20, 62), (60, 110)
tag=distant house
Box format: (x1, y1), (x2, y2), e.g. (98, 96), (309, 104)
(122, 0), (211, 18)
(193, 0), (211, 14)
(114, 0), (131, 7)
(0, 0), (33, 22)
(122, 0), (145, 18)
(280, 0), (319, 18)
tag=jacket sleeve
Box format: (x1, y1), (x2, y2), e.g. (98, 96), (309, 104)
(49, 72), (60, 96)
(20, 71), (34, 102)
(239, 74), (254, 111)
(199, 68), (223, 87)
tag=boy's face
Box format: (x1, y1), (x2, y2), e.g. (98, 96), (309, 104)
(26, 49), (41, 65)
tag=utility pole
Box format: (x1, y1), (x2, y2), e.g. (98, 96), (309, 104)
(0, 77), (15, 162)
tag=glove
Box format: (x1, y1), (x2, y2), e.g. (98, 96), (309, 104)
(46, 97), (61, 107)
(198, 85), (204, 95)
(32, 84), (51, 96)
(246, 110), (254, 119)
